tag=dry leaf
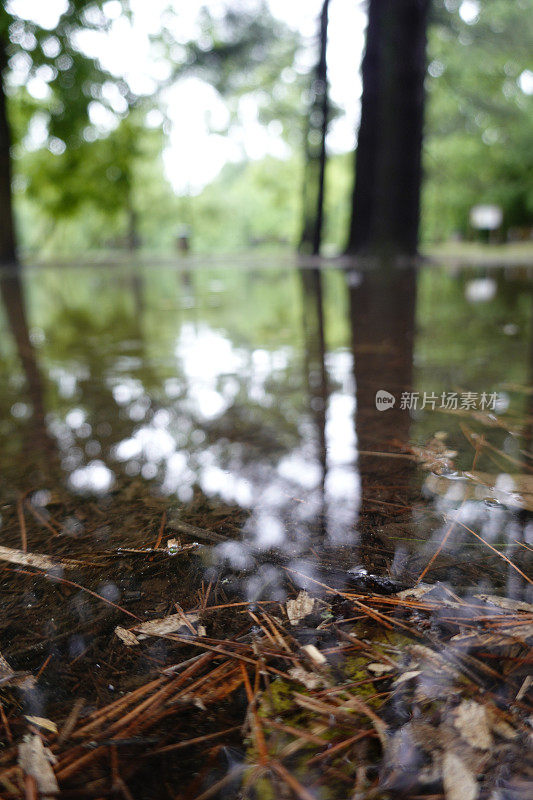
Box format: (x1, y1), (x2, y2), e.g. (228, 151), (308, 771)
(18, 734), (59, 797)
(25, 717), (58, 734)
(114, 626), (140, 646)
(394, 669), (421, 686)
(396, 583), (435, 600)
(115, 612), (200, 644)
(453, 701), (492, 750)
(451, 623), (533, 649)
(367, 662), (394, 675)
(288, 666), (322, 689)
(442, 751), (478, 800)
(474, 594), (533, 614)
(0, 545), (77, 572)
(133, 612), (199, 639)
(301, 644), (326, 665)
(286, 591), (317, 626)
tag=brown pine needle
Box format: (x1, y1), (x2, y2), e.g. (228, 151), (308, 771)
(449, 516), (532, 585)
(270, 760), (316, 800)
(240, 663), (269, 765)
(150, 725), (242, 755)
(417, 502), (465, 584)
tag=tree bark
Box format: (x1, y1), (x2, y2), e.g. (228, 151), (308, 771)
(0, 36), (17, 266)
(299, 0), (330, 256)
(346, 0), (430, 257)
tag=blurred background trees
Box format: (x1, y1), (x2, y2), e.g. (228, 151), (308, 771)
(1, 0), (532, 260)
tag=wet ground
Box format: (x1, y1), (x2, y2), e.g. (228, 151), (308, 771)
(0, 261), (531, 798)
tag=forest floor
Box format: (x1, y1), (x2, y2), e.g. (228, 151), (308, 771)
(0, 437), (531, 800)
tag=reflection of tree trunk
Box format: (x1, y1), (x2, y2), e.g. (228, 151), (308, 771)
(346, 0), (429, 256)
(299, 0), (330, 255)
(0, 39), (17, 266)
(300, 269), (328, 517)
(0, 274), (58, 472)
(349, 267), (417, 565)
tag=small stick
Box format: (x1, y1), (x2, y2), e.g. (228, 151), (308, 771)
(17, 497), (27, 553)
(150, 511), (166, 558)
(57, 698), (85, 747)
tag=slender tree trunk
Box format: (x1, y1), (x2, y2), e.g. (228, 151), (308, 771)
(346, 0), (430, 257)
(299, 0), (330, 255)
(0, 37), (17, 266)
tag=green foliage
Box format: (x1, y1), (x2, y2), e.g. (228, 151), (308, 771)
(187, 156), (303, 252)
(423, 0), (533, 240)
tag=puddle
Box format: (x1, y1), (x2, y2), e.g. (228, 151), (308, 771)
(0, 261), (531, 798)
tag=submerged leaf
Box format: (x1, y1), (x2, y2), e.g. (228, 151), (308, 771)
(286, 591), (317, 626)
(452, 701), (492, 750)
(442, 751), (478, 800)
(18, 734), (59, 796)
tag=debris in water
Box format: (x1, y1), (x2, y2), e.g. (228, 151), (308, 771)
(18, 734), (59, 797)
(286, 590), (318, 625)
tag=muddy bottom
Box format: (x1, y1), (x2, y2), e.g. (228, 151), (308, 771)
(0, 261), (531, 798)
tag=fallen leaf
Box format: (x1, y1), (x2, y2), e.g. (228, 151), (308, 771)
(288, 666), (322, 689)
(18, 734), (59, 797)
(396, 583), (435, 600)
(0, 545), (77, 572)
(115, 612), (200, 644)
(450, 623), (533, 649)
(442, 751), (478, 800)
(133, 612), (199, 639)
(301, 644), (326, 665)
(367, 662), (394, 675)
(453, 700), (492, 750)
(115, 626), (140, 646)
(25, 717), (58, 734)
(474, 594), (533, 614)
(286, 591), (317, 626)
(394, 670), (421, 686)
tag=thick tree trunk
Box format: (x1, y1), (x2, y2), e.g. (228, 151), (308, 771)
(299, 0), (329, 256)
(0, 37), (17, 266)
(346, 0), (430, 257)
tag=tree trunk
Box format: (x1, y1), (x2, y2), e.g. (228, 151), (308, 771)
(0, 36), (17, 266)
(299, 0), (330, 256)
(346, 0), (430, 257)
